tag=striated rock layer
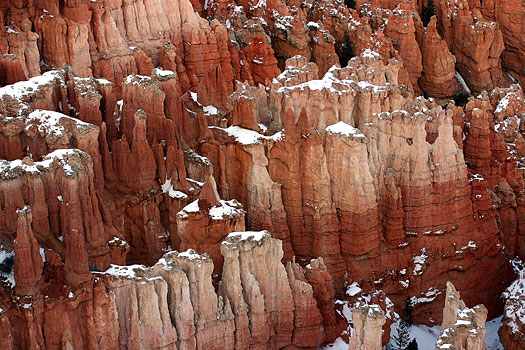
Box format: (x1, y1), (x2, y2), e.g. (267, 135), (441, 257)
(0, 230), (331, 349)
(0, 0), (524, 349)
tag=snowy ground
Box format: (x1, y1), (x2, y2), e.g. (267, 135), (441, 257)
(320, 315), (503, 350)
(0, 248), (15, 288)
(386, 321), (441, 350)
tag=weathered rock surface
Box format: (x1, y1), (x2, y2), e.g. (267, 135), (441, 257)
(13, 206), (43, 297)
(436, 282), (488, 350)
(202, 52), (514, 324)
(419, 17), (457, 97)
(348, 302), (386, 350)
(0, 231), (327, 349)
(1, 0), (525, 349)
(436, 0), (510, 92)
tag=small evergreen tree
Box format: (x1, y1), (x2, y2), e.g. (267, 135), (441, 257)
(421, 0), (436, 26)
(344, 0), (356, 9)
(403, 297), (414, 324)
(393, 320), (411, 350)
(406, 339), (419, 350)
(338, 35), (354, 67)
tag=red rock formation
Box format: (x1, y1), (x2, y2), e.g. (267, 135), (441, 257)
(1, 0), (525, 348)
(304, 258), (341, 343)
(176, 194), (245, 273)
(308, 24), (339, 76)
(482, 0), (525, 85)
(242, 36), (281, 85)
(383, 5), (423, 94)
(14, 206), (43, 296)
(202, 52), (512, 323)
(286, 258), (324, 347)
(0, 54), (28, 86)
(64, 229), (91, 289)
(419, 16), (457, 97)
(0, 310), (13, 350)
(436, 0), (510, 92)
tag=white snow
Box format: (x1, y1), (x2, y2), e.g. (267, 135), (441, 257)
(321, 337), (349, 350)
(324, 306), (502, 350)
(177, 199), (244, 220)
(411, 287), (441, 305)
(346, 282), (362, 296)
(188, 91), (220, 115)
(494, 92), (513, 114)
(178, 199), (200, 218)
(154, 68), (176, 78)
(99, 264), (146, 278)
(485, 315), (503, 350)
(161, 178), (188, 199)
(209, 200), (244, 220)
(307, 21), (320, 29)
(178, 249), (205, 260)
(210, 125), (283, 145)
(202, 105), (219, 115)
(25, 109), (92, 138)
(227, 231), (269, 242)
(0, 70), (61, 106)
(96, 78), (112, 85)
(0, 248), (15, 288)
(387, 321), (441, 350)
(455, 71), (471, 94)
(502, 259), (525, 334)
(0, 149), (83, 177)
(275, 65), (385, 95)
(362, 48), (381, 59)
(326, 121), (365, 138)
(413, 248), (428, 275)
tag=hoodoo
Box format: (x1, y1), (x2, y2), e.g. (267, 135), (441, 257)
(0, 0), (523, 349)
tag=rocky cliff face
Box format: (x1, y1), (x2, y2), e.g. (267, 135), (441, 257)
(0, 0), (524, 349)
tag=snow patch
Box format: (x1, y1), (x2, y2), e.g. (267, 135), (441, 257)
(455, 71), (471, 94)
(227, 231), (269, 242)
(210, 125), (283, 145)
(326, 121), (365, 138)
(161, 178), (188, 199)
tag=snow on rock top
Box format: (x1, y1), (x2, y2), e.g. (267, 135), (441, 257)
(99, 264), (147, 279)
(0, 70), (61, 100)
(226, 230), (270, 242)
(210, 125), (283, 145)
(178, 249), (207, 261)
(361, 48), (381, 59)
(177, 199), (245, 220)
(209, 199), (245, 220)
(161, 178), (188, 199)
(326, 121), (365, 138)
(25, 109), (94, 138)
(178, 199), (200, 217)
(502, 259), (525, 334)
(124, 74), (158, 87)
(0, 149), (90, 179)
(153, 68), (176, 78)
(413, 248), (428, 275)
(275, 62), (387, 95)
